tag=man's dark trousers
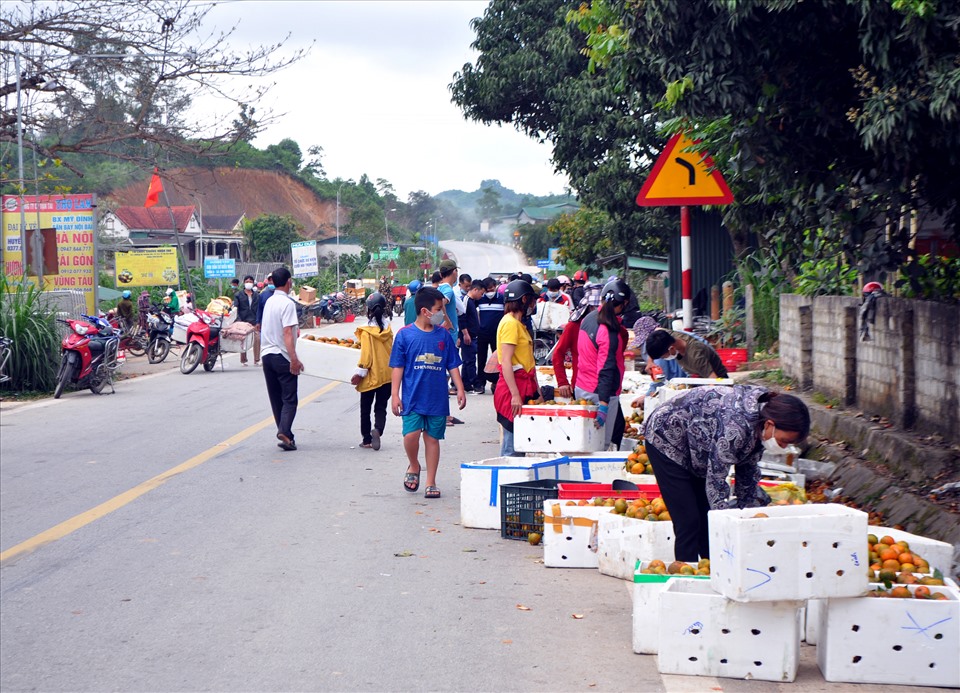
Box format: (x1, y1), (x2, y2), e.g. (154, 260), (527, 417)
(263, 353), (299, 441)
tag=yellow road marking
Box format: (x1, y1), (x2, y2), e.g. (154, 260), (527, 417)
(0, 381), (340, 565)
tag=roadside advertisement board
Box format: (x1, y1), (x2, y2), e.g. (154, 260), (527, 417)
(115, 247), (180, 287)
(1, 194), (96, 313)
(291, 240), (318, 278)
(203, 256), (236, 279)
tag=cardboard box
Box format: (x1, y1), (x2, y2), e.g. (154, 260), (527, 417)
(542, 500), (611, 568)
(818, 583), (960, 687)
(657, 579), (802, 682)
(298, 286), (317, 304)
(514, 404), (604, 453)
(459, 456), (568, 530)
(598, 513), (676, 581)
(709, 503), (869, 602)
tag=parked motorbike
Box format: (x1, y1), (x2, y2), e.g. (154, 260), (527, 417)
(317, 294), (346, 323)
(146, 304), (176, 364)
(180, 309), (222, 374)
(297, 300), (324, 329)
(106, 312), (148, 357)
(54, 315), (121, 398)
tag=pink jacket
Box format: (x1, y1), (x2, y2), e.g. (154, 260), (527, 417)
(575, 311), (626, 403)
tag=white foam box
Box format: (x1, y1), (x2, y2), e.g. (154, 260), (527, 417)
(632, 565), (710, 654)
(709, 503), (869, 602)
(566, 453), (630, 482)
(872, 526), (955, 574)
(220, 331), (254, 353)
(459, 456), (568, 530)
(817, 582), (960, 688)
(542, 500), (611, 568)
(514, 404), (604, 453)
(657, 579), (803, 682)
(598, 513), (676, 581)
(296, 337), (361, 382)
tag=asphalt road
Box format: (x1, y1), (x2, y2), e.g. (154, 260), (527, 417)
(1, 243), (946, 692)
(439, 241), (539, 280)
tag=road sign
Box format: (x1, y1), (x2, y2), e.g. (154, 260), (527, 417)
(387, 260), (397, 270)
(636, 132), (733, 206)
(536, 259), (550, 269)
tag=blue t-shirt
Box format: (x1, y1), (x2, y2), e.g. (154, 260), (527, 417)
(403, 295), (418, 326)
(438, 282), (459, 337)
(389, 323), (462, 416)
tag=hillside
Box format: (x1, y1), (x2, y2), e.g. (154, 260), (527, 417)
(436, 179), (576, 216)
(104, 167), (341, 240)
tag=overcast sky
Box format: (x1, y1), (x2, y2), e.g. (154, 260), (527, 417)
(202, 0), (570, 201)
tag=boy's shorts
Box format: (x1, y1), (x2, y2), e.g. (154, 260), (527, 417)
(402, 413), (446, 440)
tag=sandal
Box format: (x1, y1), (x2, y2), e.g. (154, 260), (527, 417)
(404, 470), (421, 493)
(450, 417), (465, 425)
(359, 442), (373, 449)
(424, 486), (441, 499)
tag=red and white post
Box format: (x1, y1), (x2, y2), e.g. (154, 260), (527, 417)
(680, 206), (693, 330)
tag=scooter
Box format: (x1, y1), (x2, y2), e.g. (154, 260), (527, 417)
(146, 304), (176, 364)
(318, 294), (345, 323)
(180, 309), (222, 374)
(54, 315), (122, 398)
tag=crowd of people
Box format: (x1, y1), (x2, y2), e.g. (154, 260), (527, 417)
(231, 261), (810, 563)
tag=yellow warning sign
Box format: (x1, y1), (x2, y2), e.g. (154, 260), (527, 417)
(636, 133), (733, 206)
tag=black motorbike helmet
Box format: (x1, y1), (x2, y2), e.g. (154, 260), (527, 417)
(503, 279), (536, 302)
(366, 292), (387, 311)
(601, 279), (631, 305)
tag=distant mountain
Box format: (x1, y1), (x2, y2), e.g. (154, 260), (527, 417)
(435, 179), (576, 217)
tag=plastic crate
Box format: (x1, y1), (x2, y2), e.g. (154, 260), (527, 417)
(499, 480), (562, 541)
(557, 482), (659, 501)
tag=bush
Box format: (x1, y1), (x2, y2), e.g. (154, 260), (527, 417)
(0, 276), (62, 392)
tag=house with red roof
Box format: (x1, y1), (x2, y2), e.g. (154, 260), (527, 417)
(100, 206), (244, 267)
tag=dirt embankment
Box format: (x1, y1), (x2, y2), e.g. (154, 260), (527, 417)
(104, 167), (345, 240)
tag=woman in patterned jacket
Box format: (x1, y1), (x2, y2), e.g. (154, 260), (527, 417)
(642, 385), (810, 562)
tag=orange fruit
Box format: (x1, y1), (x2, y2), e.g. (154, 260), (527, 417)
(913, 586), (931, 599)
(890, 586), (911, 598)
(881, 559), (902, 571)
(879, 548), (900, 562)
(880, 535), (896, 545)
(899, 562), (917, 573)
(869, 563), (882, 573)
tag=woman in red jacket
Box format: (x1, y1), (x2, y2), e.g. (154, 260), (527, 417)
(552, 296), (593, 398)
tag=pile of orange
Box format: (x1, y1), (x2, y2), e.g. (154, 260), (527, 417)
(866, 534), (946, 586)
(624, 496), (670, 522)
(625, 443), (653, 475)
(867, 586), (949, 600)
(639, 558), (710, 576)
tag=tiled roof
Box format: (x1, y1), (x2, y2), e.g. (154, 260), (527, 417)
(114, 206), (195, 231)
(518, 203), (580, 221)
(202, 214), (244, 232)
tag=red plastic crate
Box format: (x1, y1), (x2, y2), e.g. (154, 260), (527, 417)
(557, 482), (660, 500)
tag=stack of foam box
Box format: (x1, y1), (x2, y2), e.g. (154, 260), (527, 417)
(810, 527), (960, 688)
(632, 563), (709, 655)
(459, 456), (568, 530)
(652, 503), (869, 683)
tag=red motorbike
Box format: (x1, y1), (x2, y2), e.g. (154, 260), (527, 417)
(54, 315), (122, 398)
(179, 309), (223, 374)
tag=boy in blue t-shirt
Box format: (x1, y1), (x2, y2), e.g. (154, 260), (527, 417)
(390, 287), (466, 499)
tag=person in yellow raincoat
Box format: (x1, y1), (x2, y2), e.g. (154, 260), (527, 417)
(351, 292), (394, 450)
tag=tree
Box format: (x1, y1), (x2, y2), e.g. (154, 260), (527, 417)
(475, 186), (502, 220)
(243, 214), (303, 263)
(1, 0), (308, 180)
(551, 208), (613, 268)
(518, 221), (558, 259)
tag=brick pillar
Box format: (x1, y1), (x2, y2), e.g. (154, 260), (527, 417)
(899, 306), (916, 429)
(843, 305), (858, 405)
(799, 304), (813, 390)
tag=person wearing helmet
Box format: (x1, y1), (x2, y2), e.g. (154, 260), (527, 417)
(552, 296), (594, 398)
(352, 292), (395, 450)
(576, 280), (632, 447)
(116, 289), (135, 331)
(163, 287), (180, 313)
(494, 279), (542, 455)
(403, 279), (422, 326)
(571, 269), (589, 306)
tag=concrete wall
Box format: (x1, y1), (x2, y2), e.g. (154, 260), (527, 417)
(780, 294), (960, 443)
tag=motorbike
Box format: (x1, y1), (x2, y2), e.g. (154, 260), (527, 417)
(106, 311), (148, 357)
(317, 294), (346, 323)
(297, 300), (324, 329)
(146, 304), (176, 364)
(180, 309), (223, 374)
(54, 315), (122, 398)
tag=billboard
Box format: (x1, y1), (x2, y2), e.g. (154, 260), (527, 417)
(203, 257), (236, 279)
(2, 194), (96, 313)
(291, 240), (318, 278)
(115, 247), (180, 287)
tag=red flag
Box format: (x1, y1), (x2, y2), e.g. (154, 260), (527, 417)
(144, 168), (163, 207)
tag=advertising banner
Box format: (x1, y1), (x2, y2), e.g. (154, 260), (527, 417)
(203, 256), (236, 279)
(115, 247), (180, 287)
(2, 194), (96, 313)
(291, 240), (318, 278)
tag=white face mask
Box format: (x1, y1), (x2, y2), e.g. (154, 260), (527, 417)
(428, 309), (445, 326)
(244, 282), (254, 290)
(485, 291), (496, 299)
(763, 429), (789, 454)
(547, 291), (559, 299)
(525, 300), (536, 316)
(660, 350), (677, 361)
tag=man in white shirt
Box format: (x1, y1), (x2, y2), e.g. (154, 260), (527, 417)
(260, 267), (304, 451)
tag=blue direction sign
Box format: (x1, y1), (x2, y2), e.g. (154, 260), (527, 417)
(536, 259), (550, 269)
(203, 257), (236, 279)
